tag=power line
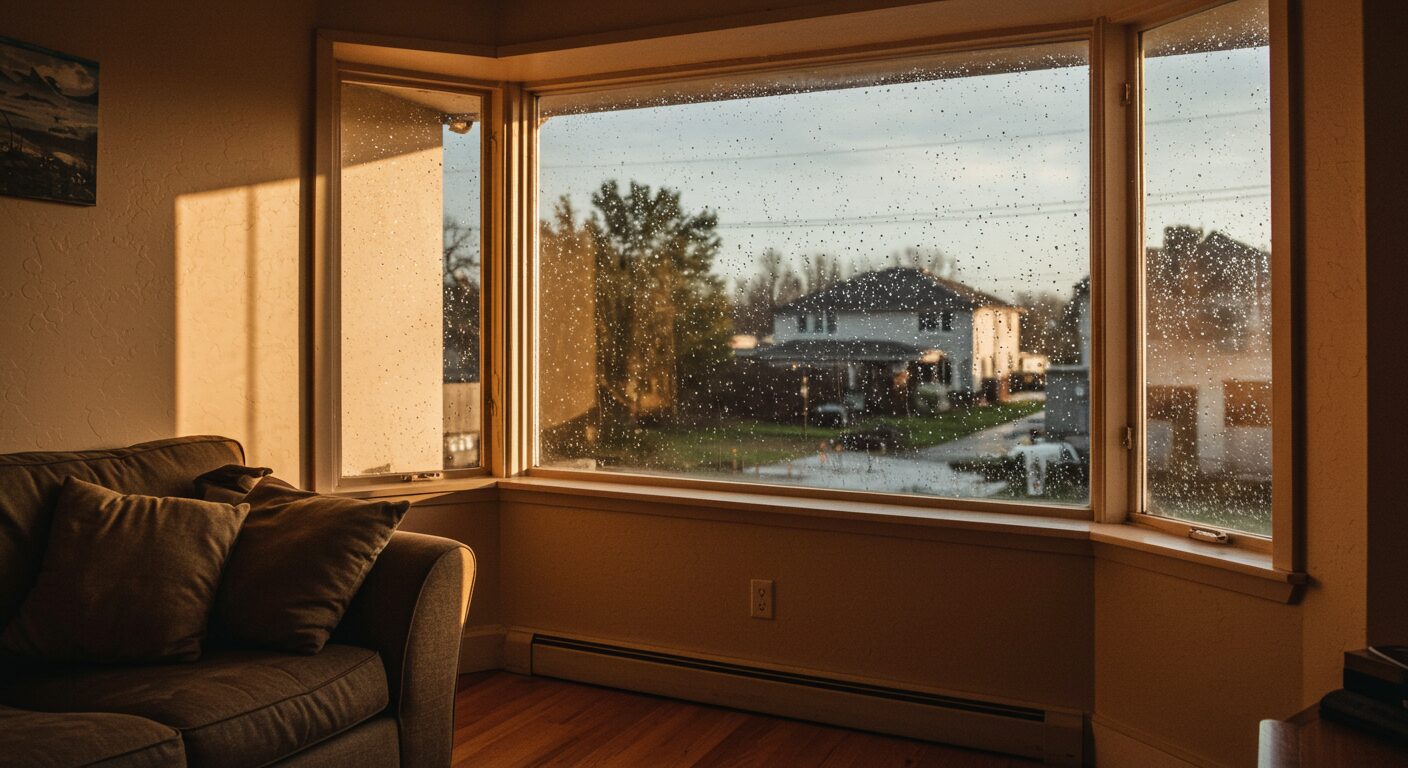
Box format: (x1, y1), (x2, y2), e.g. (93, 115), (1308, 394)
(457, 186), (1265, 232)
(714, 190), (1267, 229)
(534, 109), (1264, 171)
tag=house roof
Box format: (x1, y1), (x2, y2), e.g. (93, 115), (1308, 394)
(778, 267), (1010, 313)
(747, 338), (926, 364)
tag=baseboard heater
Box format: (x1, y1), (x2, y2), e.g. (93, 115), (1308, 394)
(523, 633), (1084, 765)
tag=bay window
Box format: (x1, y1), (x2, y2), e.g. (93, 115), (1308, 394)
(316, 0), (1297, 560)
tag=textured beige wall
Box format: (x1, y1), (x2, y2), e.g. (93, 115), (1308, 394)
(0, 1), (317, 475)
(496, 0), (943, 49)
(1295, 0), (1367, 705)
(317, 0), (497, 48)
(174, 180), (301, 477)
(402, 497), (502, 630)
(1093, 562), (1302, 767)
(501, 499), (1095, 709)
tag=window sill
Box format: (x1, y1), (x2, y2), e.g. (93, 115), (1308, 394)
(1088, 522), (1305, 603)
(331, 475), (499, 503)
(496, 476), (1306, 602)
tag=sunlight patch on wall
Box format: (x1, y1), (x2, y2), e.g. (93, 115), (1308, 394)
(175, 179), (300, 475)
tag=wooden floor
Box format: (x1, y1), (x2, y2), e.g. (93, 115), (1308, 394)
(453, 672), (1040, 767)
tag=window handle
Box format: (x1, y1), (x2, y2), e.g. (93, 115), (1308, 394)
(1188, 528), (1231, 545)
(403, 471), (444, 483)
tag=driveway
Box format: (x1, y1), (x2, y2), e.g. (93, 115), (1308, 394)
(907, 409), (1047, 463)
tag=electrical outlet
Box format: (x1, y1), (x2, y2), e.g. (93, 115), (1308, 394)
(750, 579), (774, 619)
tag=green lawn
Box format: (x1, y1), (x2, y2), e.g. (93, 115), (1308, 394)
(612, 400), (1046, 472)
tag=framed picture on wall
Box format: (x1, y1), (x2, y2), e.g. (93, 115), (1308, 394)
(0, 36), (98, 206)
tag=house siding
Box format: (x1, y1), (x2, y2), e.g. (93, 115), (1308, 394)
(774, 309), (976, 390)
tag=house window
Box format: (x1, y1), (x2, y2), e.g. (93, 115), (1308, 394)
(535, 40), (1091, 505)
(333, 79), (485, 483)
(1140, 0), (1272, 536)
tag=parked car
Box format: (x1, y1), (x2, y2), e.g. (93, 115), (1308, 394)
(812, 402), (853, 428)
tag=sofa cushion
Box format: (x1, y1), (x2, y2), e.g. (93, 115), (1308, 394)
(2, 477), (249, 664)
(0, 436), (244, 632)
(2, 644), (387, 768)
(212, 478), (409, 654)
(0, 705), (184, 768)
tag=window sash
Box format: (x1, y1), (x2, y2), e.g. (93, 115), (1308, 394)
(316, 67), (497, 493)
(1119, 0), (1295, 561)
(526, 35), (1098, 519)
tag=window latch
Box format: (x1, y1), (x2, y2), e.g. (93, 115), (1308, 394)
(1188, 528), (1231, 545)
(1120, 425), (1134, 450)
(1121, 82), (1133, 106)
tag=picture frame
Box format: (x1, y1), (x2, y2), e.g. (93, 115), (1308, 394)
(0, 35), (99, 206)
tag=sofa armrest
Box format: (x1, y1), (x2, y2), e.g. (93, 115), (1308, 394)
(337, 531), (475, 768)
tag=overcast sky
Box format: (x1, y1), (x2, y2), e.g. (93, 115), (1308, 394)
(444, 41), (1268, 303)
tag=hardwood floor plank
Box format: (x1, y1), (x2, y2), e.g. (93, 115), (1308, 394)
(452, 672), (1039, 768)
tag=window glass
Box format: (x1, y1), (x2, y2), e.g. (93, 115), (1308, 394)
(1140, 0), (1272, 534)
(339, 82), (483, 477)
(537, 42), (1090, 505)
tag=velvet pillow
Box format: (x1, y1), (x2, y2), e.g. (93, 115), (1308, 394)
(0, 477), (249, 663)
(211, 477), (409, 654)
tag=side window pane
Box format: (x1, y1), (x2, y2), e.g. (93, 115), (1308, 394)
(1141, 0), (1271, 534)
(339, 82), (483, 477)
(537, 42), (1090, 505)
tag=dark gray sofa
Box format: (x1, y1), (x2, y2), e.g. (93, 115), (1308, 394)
(0, 436), (475, 768)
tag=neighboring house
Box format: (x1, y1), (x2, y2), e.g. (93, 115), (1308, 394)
(1044, 227), (1272, 479)
(744, 267), (1021, 412)
(1146, 226), (1271, 480)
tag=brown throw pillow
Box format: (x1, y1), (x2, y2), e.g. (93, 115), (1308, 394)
(0, 477), (249, 663)
(193, 464), (272, 504)
(211, 477), (409, 654)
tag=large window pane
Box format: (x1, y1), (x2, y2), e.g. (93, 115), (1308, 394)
(1141, 0), (1272, 534)
(536, 42), (1091, 505)
(339, 82), (483, 477)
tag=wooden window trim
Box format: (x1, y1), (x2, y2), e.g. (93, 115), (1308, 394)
(312, 52), (502, 494)
(310, 0), (1304, 577)
(1120, 0), (1299, 570)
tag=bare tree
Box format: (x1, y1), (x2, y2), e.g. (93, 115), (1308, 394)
(890, 246), (956, 279)
(443, 217), (481, 379)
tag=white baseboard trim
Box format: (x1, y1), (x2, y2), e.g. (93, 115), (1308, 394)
(457, 624), (506, 673)
(503, 628), (1084, 765)
(1092, 714), (1224, 768)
